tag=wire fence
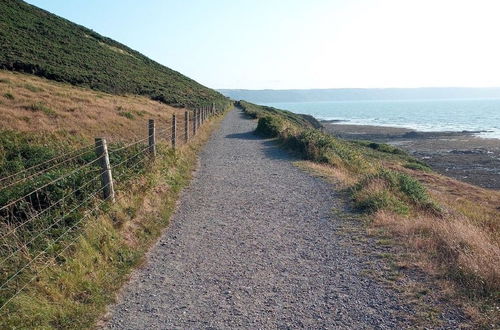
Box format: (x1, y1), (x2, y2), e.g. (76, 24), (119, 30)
(0, 103), (224, 312)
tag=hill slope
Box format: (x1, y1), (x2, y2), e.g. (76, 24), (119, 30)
(0, 0), (225, 107)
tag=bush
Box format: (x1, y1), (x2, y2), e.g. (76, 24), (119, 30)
(255, 116), (285, 138)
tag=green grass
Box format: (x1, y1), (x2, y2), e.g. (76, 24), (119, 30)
(238, 100), (439, 215)
(3, 92), (14, 100)
(22, 83), (43, 93)
(404, 161), (432, 172)
(118, 111), (135, 120)
(0, 0), (227, 108)
(352, 140), (408, 156)
(22, 101), (58, 117)
(0, 117), (222, 327)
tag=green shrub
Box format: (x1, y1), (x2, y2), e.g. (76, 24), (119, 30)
(255, 115), (284, 138)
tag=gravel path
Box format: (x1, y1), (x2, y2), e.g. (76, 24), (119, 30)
(103, 109), (461, 329)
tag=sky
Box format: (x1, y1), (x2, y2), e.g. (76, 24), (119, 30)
(25, 0), (500, 90)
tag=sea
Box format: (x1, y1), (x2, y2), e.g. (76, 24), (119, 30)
(261, 98), (500, 139)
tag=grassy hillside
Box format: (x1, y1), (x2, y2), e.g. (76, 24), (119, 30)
(0, 0), (226, 107)
(238, 100), (499, 326)
(0, 70), (184, 142)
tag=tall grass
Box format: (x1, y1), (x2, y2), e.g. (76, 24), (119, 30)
(0, 109), (226, 328)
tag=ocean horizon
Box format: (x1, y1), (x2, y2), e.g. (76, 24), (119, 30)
(261, 98), (500, 139)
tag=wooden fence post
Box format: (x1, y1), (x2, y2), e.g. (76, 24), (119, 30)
(148, 119), (156, 157)
(95, 137), (115, 203)
(171, 114), (177, 149)
(193, 110), (197, 136)
(184, 111), (189, 143)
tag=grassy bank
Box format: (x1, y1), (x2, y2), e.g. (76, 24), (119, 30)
(0, 0), (227, 107)
(0, 70), (183, 141)
(238, 100), (499, 326)
(0, 109), (226, 329)
(0, 69), (231, 327)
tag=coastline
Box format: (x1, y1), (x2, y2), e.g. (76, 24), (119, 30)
(321, 121), (500, 190)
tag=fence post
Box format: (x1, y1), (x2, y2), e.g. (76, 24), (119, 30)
(171, 114), (177, 149)
(193, 110), (197, 135)
(184, 111), (189, 143)
(148, 119), (156, 157)
(95, 137), (115, 203)
(197, 108), (201, 127)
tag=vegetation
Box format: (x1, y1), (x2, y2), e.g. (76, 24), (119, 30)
(239, 100), (499, 326)
(0, 0), (227, 107)
(0, 102), (226, 328)
(0, 70), (188, 141)
(238, 100), (322, 129)
(0, 65), (232, 326)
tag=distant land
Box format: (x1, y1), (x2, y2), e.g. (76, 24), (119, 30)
(218, 88), (500, 103)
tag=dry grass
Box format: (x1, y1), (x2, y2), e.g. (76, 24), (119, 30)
(297, 160), (500, 326)
(294, 161), (357, 187)
(0, 70), (186, 143)
(0, 106), (226, 329)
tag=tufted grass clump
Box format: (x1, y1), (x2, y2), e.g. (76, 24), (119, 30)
(352, 169), (439, 215)
(3, 92), (14, 100)
(22, 102), (58, 118)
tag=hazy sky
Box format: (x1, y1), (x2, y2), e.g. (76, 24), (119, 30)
(26, 0), (500, 90)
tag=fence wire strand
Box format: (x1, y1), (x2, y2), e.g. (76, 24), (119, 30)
(0, 147), (97, 192)
(0, 108), (221, 313)
(0, 193), (111, 312)
(0, 184), (109, 267)
(0, 171), (103, 241)
(0, 155), (103, 213)
(0, 143), (95, 185)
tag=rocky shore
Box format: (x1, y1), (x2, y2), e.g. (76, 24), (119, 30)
(322, 122), (500, 190)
